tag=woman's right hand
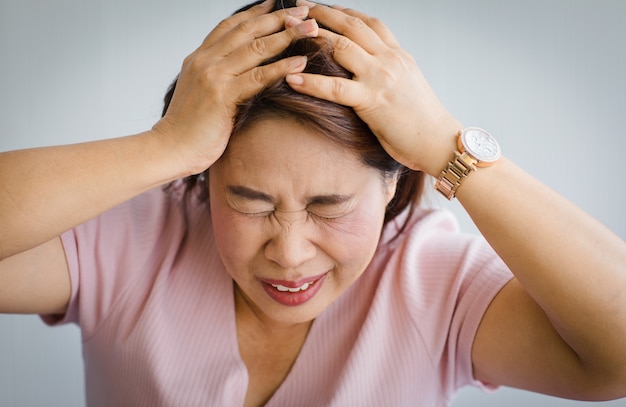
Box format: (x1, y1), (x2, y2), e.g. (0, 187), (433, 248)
(152, 0), (319, 176)
(0, 2), (317, 263)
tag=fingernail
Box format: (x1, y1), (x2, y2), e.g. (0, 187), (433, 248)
(285, 15), (301, 28)
(287, 5), (309, 17)
(295, 19), (318, 35)
(286, 74), (305, 85)
(290, 56), (307, 70)
(296, 0), (317, 8)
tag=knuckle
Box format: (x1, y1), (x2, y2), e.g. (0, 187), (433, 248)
(367, 16), (384, 30)
(233, 19), (255, 36)
(186, 53), (209, 73)
(331, 80), (347, 99)
(247, 37), (268, 57)
(183, 56), (220, 88)
(251, 67), (267, 85)
(384, 50), (402, 64)
(215, 18), (236, 34)
(334, 35), (351, 51)
(182, 53), (196, 69)
(345, 15), (366, 30)
(273, 10), (289, 24)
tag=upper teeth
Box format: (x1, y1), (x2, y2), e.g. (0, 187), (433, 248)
(271, 282), (311, 292)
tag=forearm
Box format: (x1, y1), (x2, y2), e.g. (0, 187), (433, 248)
(0, 3), (318, 262)
(457, 157), (626, 374)
(0, 131), (188, 260)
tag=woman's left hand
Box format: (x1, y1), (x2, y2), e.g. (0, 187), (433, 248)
(294, 3), (626, 400)
(287, 1), (460, 176)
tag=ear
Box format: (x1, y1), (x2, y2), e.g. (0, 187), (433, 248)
(384, 171), (400, 206)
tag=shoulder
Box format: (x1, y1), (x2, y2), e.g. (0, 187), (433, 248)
(344, 208), (513, 394)
(57, 183), (210, 331)
(384, 206), (459, 238)
(382, 206), (503, 264)
(380, 207), (512, 299)
(377, 206), (513, 348)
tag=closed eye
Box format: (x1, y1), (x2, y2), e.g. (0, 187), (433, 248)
(225, 185), (355, 220)
(241, 209), (274, 217)
(306, 201), (355, 220)
(225, 185), (275, 217)
(231, 204), (275, 218)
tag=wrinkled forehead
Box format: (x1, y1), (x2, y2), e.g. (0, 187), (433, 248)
(220, 116), (383, 188)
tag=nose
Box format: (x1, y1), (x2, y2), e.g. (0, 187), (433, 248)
(264, 212), (316, 269)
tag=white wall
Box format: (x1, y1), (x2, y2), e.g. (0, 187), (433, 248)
(1, 1), (625, 406)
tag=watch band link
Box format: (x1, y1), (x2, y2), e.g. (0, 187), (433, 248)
(434, 151), (477, 200)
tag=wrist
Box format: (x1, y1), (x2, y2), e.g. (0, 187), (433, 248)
(434, 127), (502, 200)
(148, 122), (217, 179)
(417, 118), (463, 177)
(145, 127), (199, 180)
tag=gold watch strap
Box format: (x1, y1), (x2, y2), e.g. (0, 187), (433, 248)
(434, 151), (477, 200)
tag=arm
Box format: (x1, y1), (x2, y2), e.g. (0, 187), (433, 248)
(288, 1), (626, 400)
(0, 133), (186, 315)
(0, 237), (70, 315)
(0, 133), (185, 260)
(0, 2), (318, 313)
(461, 157), (626, 400)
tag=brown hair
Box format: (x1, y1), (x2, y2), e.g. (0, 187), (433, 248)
(162, 1), (425, 228)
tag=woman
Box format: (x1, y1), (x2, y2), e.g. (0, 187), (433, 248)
(1, 0), (625, 406)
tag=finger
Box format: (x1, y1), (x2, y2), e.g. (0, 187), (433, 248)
(285, 72), (368, 109)
(316, 28), (374, 78)
(202, 3), (309, 51)
(332, 6), (400, 48)
(201, 0), (275, 49)
(237, 55), (309, 101)
(208, 7), (312, 59)
(297, 1), (386, 54)
(221, 18), (319, 76)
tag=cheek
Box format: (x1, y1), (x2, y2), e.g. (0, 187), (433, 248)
(321, 204), (386, 273)
(210, 200), (261, 271)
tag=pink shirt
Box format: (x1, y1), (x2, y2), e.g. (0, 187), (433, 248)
(44, 185), (512, 406)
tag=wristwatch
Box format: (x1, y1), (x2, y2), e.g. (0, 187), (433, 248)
(434, 127), (501, 200)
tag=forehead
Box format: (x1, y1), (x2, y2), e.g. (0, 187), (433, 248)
(225, 116), (369, 174)
(210, 118), (384, 203)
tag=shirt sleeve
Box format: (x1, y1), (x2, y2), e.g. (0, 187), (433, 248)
(397, 209), (513, 395)
(40, 187), (188, 339)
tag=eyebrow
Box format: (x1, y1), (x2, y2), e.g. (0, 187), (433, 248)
(227, 185), (275, 203)
(307, 194), (354, 206)
(226, 185), (353, 206)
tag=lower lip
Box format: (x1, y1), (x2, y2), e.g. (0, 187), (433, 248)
(261, 274), (327, 306)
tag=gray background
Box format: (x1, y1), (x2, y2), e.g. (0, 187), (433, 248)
(1, 0), (625, 406)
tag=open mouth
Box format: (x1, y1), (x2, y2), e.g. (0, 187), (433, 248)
(270, 280), (315, 293)
(261, 273), (328, 306)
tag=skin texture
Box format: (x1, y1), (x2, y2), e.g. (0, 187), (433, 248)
(208, 116), (396, 406)
(209, 116), (395, 328)
(0, 2), (319, 313)
(1, 1), (625, 404)
(0, 1), (318, 261)
(285, 0), (626, 400)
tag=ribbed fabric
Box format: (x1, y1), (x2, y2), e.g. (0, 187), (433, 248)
(43, 185), (512, 407)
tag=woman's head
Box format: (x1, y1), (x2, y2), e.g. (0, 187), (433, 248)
(163, 36), (424, 226)
(233, 36), (409, 200)
(208, 113), (397, 325)
(161, 0), (426, 326)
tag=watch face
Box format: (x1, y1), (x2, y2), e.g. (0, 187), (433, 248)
(461, 127), (501, 163)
